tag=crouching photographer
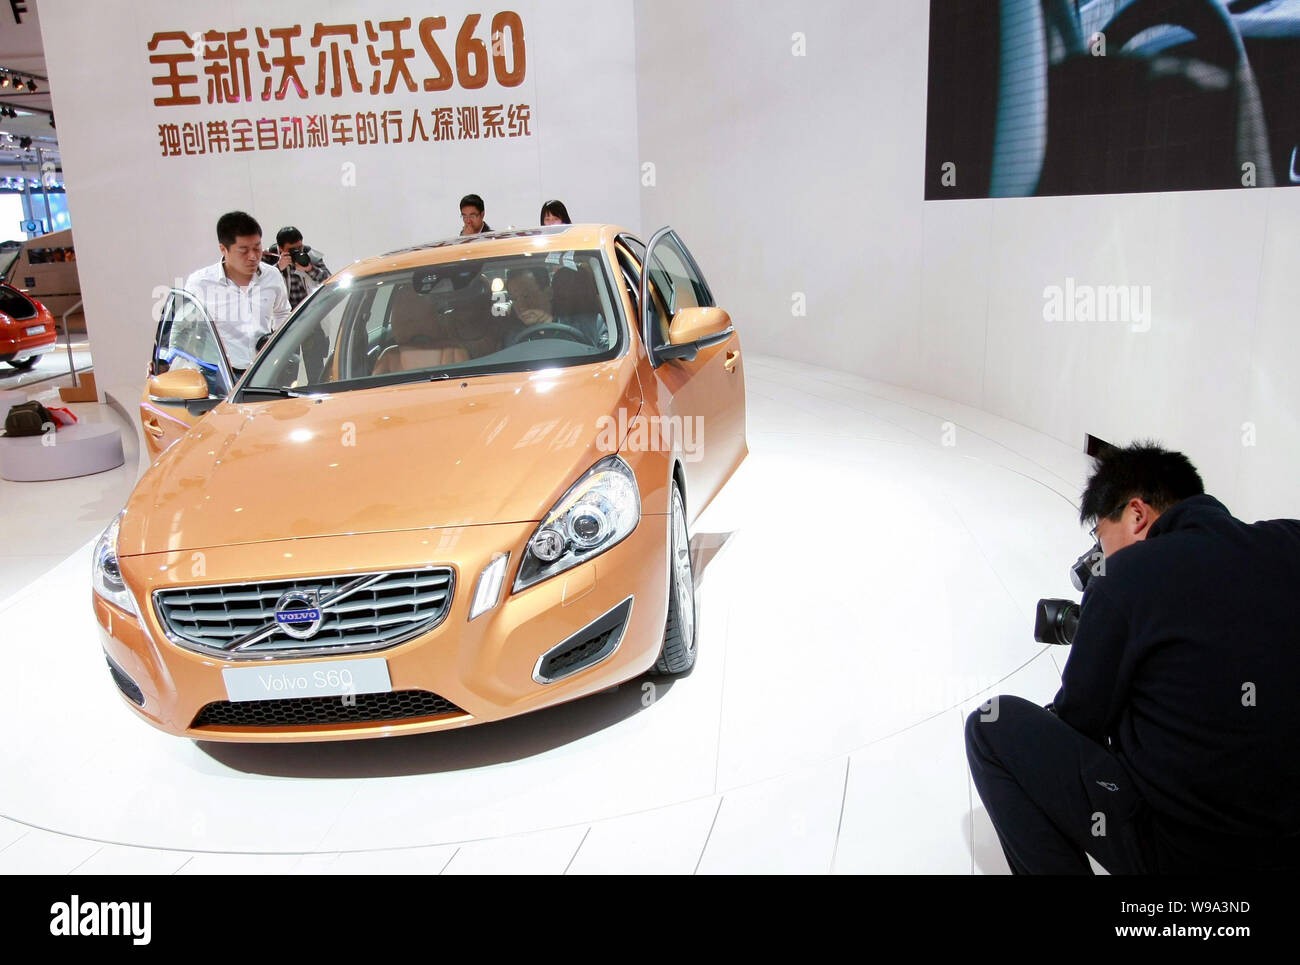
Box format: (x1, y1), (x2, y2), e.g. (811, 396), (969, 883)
(966, 443), (1300, 873)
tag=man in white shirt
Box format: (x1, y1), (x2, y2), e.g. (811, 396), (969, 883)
(184, 211), (291, 378)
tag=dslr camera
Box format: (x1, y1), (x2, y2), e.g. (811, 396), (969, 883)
(1034, 542), (1104, 646)
(262, 245), (313, 268)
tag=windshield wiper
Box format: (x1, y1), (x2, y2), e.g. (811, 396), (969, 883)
(238, 386), (302, 399)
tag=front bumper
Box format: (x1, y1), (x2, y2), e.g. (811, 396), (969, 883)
(97, 518), (670, 741)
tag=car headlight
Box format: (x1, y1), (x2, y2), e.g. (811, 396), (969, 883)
(514, 455), (640, 592)
(92, 512), (138, 615)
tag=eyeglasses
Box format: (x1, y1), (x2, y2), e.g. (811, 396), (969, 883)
(1089, 507), (1122, 543)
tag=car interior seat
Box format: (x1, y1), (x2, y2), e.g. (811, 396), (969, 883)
(551, 265), (607, 345)
(447, 277), (501, 358)
(372, 284), (469, 375)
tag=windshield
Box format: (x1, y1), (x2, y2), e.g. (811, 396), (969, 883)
(241, 249), (624, 394)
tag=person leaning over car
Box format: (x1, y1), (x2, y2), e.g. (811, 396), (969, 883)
(184, 210), (290, 380)
(966, 442), (1300, 873)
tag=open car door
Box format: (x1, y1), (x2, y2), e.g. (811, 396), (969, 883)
(139, 288), (233, 458)
(638, 227), (747, 522)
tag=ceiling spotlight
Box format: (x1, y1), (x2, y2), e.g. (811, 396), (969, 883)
(26, 80), (36, 93)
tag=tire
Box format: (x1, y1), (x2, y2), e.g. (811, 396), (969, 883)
(7, 356), (38, 371)
(653, 482), (698, 675)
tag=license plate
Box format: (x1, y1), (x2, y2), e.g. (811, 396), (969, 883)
(25, 325), (44, 336)
(222, 657), (391, 702)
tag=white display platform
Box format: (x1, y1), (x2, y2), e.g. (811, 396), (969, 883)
(0, 421), (125, 481)
(0, 356), (1092, 873)
(0, 389), (27, 409)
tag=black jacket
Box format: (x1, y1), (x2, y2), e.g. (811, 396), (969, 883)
(1055, 494), (1300, 868)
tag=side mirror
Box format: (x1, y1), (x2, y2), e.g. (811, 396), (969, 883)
(668, 306), (731, 346)
(148, 367), (209, 402)
(655, 307), (733, 364)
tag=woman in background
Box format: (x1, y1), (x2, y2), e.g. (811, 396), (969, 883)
(540, 200), (572, 225)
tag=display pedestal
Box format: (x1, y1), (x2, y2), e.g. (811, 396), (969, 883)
(0, 421), (124, 481)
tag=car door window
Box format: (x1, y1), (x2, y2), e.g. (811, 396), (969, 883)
(640, 229), (714, 349)
(155, 289), (232, 397)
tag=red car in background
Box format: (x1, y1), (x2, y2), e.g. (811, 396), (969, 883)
(0, 282), (57, 372)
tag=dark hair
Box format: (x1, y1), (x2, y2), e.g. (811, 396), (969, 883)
(507, 266), (550, 290)
(459, 194), (485, 213)
(540, 199), (572, 224)
(276, 225), (303, 247)
(216, 211), (262, 247)
(1079, 441), (1204, 525)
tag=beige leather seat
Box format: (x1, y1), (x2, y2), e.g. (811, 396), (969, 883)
(372, 285), (469, 375)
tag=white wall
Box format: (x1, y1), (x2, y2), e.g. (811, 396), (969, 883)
(38, 0), (641, 400)
(39, 0), (1300, 522)
(634, 0), (1300, 522)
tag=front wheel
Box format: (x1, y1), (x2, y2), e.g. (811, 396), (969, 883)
(653, 483), (697, 675)
(7, 356), (39, 371)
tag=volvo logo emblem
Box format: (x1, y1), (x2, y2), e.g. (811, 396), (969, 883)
(274, 590), (325, 640)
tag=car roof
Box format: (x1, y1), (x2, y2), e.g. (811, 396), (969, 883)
(344, 223), (631, 280)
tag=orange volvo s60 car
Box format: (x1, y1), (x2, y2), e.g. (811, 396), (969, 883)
(97, 225), (746, 741)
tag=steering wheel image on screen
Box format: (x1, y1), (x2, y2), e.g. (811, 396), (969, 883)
(505, 320), (600, 348)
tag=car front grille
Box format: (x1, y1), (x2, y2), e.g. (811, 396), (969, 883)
(191, 690), (466, 729)
(153, 568), (455, 659)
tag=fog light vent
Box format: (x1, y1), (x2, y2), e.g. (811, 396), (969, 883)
(534, 597), (633, 684)
(106, 656), (144, 706)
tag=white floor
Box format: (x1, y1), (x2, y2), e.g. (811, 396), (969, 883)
(0, 354), (1096, 874)
(0, 340), (93, 392)
(0, 375), (140, 602)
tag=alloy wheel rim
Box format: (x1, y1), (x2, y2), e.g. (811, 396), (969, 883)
(672, 494), (695, 651)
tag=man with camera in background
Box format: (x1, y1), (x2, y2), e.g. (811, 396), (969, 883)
(266, 226), (330, 311)
(966, 443), (1300, 873)
(266, 226), (331, 381)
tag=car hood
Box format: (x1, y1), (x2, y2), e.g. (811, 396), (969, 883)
(120, 357), (643, 555)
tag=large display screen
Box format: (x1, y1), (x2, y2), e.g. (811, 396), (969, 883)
(925, 0), (1300, 198)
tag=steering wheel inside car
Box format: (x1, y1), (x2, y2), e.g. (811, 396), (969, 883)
(505, 321), (598, 348)
(1100, 0), (1274, 185)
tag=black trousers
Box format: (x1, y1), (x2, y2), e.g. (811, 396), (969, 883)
(965, 696), (1157, 874)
